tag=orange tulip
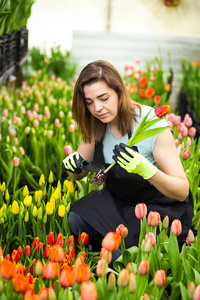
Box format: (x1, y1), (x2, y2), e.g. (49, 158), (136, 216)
(74, 262), (91, 283)
(102, 232), (121, 252)
(38, 287), (48, 299)
(78, 232), (89, 246)
(80, 281), (98, 300)
(23, 287), (34, 300)
(139, 89), (145, 98)
(100, 247), (112, 264)
(61, 255), (72, 268)
(117, 268), (129, 287)
(0, 246), (3, 259)
(108, 272), (116, 291)
(78, 251), (86, 263)
(0, 259), (16, 279)
(139, 77), (148, 88)
(66, 235), (75, 247)
(155, 105), (170, 118)
(60, 267), (75, 288)
(11, 250), (20, 263)
(43, 261), (59, 279)
(135, 203), (147, 219)
(154, 95), (161, 105)
(12, 274), (29, 293)
(145, 232), (156, 246)
(32, 237), (40, 249)
(148, 211), (161, 227)
(43, 245), (51, 259)
(56, 233), (64, 246)
(170, 219), (182, 236)
(50, 244), (65, 262)
(24, 245), (32, 258)
(67, 246), (76, 259)
(25, 295), (41, 300)
(138, 260), (149, 276)
(116, 224), (128, 238)
(145, 87), (155, 99)
(153, 270), (166, 287)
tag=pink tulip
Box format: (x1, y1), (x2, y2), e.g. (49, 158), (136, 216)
(145, 232), (156, 246)
(33, 120), (39, 127)
(186, 137), (191, 148)
(45, 111), (51, 119)
(64, 145), (73, 156)
(69, 124), (75, 133)
(33, 103), (39, 111)
(153, 270), (166, 287)
(176, 144), (182, 156)
(117, 268), (129, 287)
(180, 125), (188, 137)
(96, 259), (108, 277)
(193, 285), (200, 300)
(188, 229), (195, 243)
(186, 237), (191, 246)
(167, 120), (173, 128)
(3, 109), (8, 116)
(174, 139), (179, 146)
(47, 130), (53, 138)
(188, 281), (195, 299)
(183, 150), (190, 160)
(54, 118), (61, 128)
(148, 211), (161, 227)
(24, 126), (31, 134)
(171, 219), (182, 236)
(50, 75), (55, 80)
(188, 127), (196, 137)
(13, 157), (20, 167)
(184, 114), (193, 127)
(135, 203), (147, 219)
(166, 113), (175, 123)
(8, 128), (16, 137)
(173, 115), (181, 126)
(18, 147), (25, 156)
(138, 260), (149, 275)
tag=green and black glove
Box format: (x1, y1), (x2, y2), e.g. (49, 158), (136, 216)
(61, 152), (84, 174)
(113, 143), (158, 180)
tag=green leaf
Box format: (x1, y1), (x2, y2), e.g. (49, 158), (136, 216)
(181, 256), (194, 282)
(127, 127), (168, 146)
(179, 282), (188, 300)
(168, 232), (181, 282)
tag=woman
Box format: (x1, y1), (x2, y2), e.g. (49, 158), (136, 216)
(62, 60), (193, 260)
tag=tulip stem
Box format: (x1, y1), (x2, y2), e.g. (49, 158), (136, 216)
(104, 161), (116, 174)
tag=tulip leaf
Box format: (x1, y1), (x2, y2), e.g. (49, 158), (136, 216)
(127, 127), (168, 146)
(181, 256), (195, 281)
(179, 282), (188, 300)
(168, 232), (181, 282)
(193, 267), (200, 285)
(170, 282), (181, 300)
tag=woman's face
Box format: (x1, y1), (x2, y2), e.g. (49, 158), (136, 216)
(83, 81), (119, 125)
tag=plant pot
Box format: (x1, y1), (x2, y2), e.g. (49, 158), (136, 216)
(16, 27), (28, 62)
(164, 0), (179, 6)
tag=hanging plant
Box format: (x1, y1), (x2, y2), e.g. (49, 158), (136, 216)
(164, 0), (180, 7)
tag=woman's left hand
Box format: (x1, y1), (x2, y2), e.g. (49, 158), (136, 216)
(112, 143), (158, 180)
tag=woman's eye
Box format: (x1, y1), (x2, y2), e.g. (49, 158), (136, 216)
(85, 101), (93, 106)
(101, 97), (108, 101)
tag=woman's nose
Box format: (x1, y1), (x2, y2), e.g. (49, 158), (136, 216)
(94, 101), (103, 112)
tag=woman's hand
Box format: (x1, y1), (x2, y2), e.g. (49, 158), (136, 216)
(112, 143), (157, 179)
(62, 152), (84, 174)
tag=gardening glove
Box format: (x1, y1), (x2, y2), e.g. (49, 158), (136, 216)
(112, 143), (158, 180)
(61, 152), (84, 174)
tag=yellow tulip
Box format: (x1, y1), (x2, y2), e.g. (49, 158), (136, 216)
(38, 207), (43, 220)
(43, 212), (47, 224)
(32, 205), (37, 217)
(46, 202), (54, 215)
(48, 171), (54, 184)
(11, 201), (19, 215)
(58, 204), (65, 218)
(66, 203), (71, 213)
(64, 180), (74, 194)
(23, 185), (29, 197)
(5, 189), (10, 202)
(24, 195), (32, 208)
(1, 182), (6, 193)
(0, 218), (4, 224)
(25, 211), (29, 222)
(50, 197), (55, 210)
(39, 174), (45, 186)
(35, 190), (43, 202)
(0, 208), (3, 218)
(52, 187), (61, 201)
(2, 204), (6, 211)
(57, 180), (61, 190)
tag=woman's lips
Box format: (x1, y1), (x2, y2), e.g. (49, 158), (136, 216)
(97, 113), (108, 118)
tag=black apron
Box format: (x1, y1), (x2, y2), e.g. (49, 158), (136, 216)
(70, 139), (194, 248)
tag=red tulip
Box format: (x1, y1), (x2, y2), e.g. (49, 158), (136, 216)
(56, 233), (64, 246)
(50, 244), (65, 262)
(43, 261), (59, 279)
(61, 255), (72, 268)
(78, 232), (89, 246)
(43, 245), (51, 259)
(153, 270), (166, 287)
(67, 246), (76, 259)
(155, 105), (170, 118)
(80, 281), (98, 300)
(135, 203), (147, 219)
(66, 235), (75, 247)
(32, 237), (40, 249)
(102, 232), (122, 252)
(186, 237), (191, 247)
(171, 219), (182, 236)
(11, 250), (20, 263)
(116, 224), (128, 238)
(47, 232), (55, 245)
(30, 259), (36, 275)
(24, 245), (32, 258)
(17, 246), (22, 257)
(148, 211), (161, 227)
(138, 260), (149, 276)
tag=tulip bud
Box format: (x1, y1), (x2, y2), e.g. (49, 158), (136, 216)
(78, 232), (89, 246)
(46, 202), (54, 215)
(183, 150), (190, 160)
(37, 207), (43, 220)
(108, 272), (116, 291)
(23, 185), (29, 197)
(24, 195), (32, 207)
(0, 246), (4, 259)
(102, 232), (121, 252)
(32, 205), (37, 217)
(11, 200), (19, 215)
(162, 215), (169, 229)
(141, 293), (151, 300)
(186, 237), (191, 247)
(58, 204), (65, 218)
(1, 182), (6, 192)
(13, 157), (20, 167)
(148, 211), (161, 227)
(39, 174), (45, 186)
(48, 171), (54, 184)
(135, 203), (147, 219)
(48, 287), (57, 300)
(25, 211), (29, 222)
(80, 282), (98, 300)
(188, 281), (195, 299)
(43, 212), (47, 224)
(188, 127), (196, 137)
(144, 238), (152, 253)
(126, 262), (133, 274)
(116, 224), (128, 238)
(35, 259), (43, 277)
(145, 232), (156, 247)
(153, 270), (166, 287)
(128, 272), (137, 293)
(5, 189), (10, 202)
(96, 259), (108, 277)
(188, 229), (195, 243)
(138, 260), (149, 276)
(18, 147), (25, 156)
(193, 284), (200, 300)
(171, 219), (182, 236)
(117, 268), (129, 287)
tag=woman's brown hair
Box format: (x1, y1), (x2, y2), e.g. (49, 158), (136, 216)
(72, 60), (141, 143)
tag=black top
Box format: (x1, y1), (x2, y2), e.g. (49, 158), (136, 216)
(70, 140), (193, 248)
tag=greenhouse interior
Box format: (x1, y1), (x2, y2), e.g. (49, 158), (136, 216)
(0, 0), (200, 299)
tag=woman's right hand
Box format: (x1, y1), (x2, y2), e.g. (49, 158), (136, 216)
(62, 152), (84, 174)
